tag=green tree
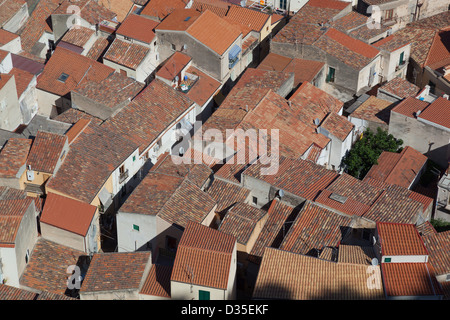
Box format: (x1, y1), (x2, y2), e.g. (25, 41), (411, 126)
(342, 127), (403, 179)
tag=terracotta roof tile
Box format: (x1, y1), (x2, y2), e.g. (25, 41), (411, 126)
(46, 122), (138, 203)
(0, 284), (37, 300)
(27, 131), (67, 174)
(53, 108), (103, 125)
(35, 291), (77, 300)
(154, 8), (201, 30)
(139, 264), (172, 298)
(98, 0), (134, 22)
(103, 38), (150, 70)
(416, 221), (438, 237)
(80, 252), (150, 292)
(378, 77), (420, 100)
(156, 51), (191, 81)
(382, 262), (443, 297)
(0, 138), (32, 179)
(184, 66), (221, 106)
(243, 156), (339, 201)
(20, 238), (87, 295)
(418, 96), (450, 129)
(73, 71), (144, 110)
(218, 202), (266, 245)
(279, 201), (353, 255)
(41, 193), (97, 236)
(54, 0), (117, 25)
(0, 28), (18, 46)
(337, 245), (376, 265)
(206, 178), (250, 212)
(141, 0), (188, 20)
(102, 79), (194, 153)
(0, 198), (34, 245)
(61, 26), (95, 48)
(191, 0), (229, 17)
(424, 29), (450, 69)
(171, 221), (235, 290)
(37, 47), (114, 97)
(314, 28), (380, 70)
(372, 34), (411, 52)
(377, 222), (428, 256)
(8, 67), (35, 98)
(365, 146), (428, 189)
(421, 231), (450, 276)
(391, 96), (430, 119)
(0, 0), (25, 27)
(116, 13), (159, 44)
(320, 112), (354, 141)
(253, 247), (384, 300)
(394, 27), (438, 67)
(248, 199), (295, 264)
(225, 5), (270, 32)
(350, 95), (393, 125)
(314, 189), (371, 217)
(85, 36), (111, 61)
(186, 10), (241, 55)
(333, 11), (390, 42)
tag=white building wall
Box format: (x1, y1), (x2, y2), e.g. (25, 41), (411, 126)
(0, 247), (19, 287)
(0, 36), (22, 54)
(382, 255), (428, 263)
(117, 212), (156, 253)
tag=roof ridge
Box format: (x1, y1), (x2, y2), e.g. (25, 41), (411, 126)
(422, 29), (440, 67)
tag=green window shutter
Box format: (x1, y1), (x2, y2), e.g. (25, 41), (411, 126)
(399, 52), (404, 65)
(199, 290), (210, 300)
(384, 257), (391, 263)
(327, 67), (335, 83)
(133, 224), (140, 231)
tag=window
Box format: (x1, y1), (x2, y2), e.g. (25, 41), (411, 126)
(326, 67), (335, 83)
(25, 249), (30, 264)
(133, 224), (140, 231)
(279, 0), (287, 10)
(119, 165), (125, 174)
(132, 155), (136, 162)
(446, 274), (450, 282)
(384, 257), (392, 263)
(57, 73), (69, 83)
(385, 9), (394, 21)
(171, 43), (176, 51)
(199, 290), (210, 300)
(399, 51), (405, 65)
(428, 81), (436, 94)
(252, 196), (258, 205)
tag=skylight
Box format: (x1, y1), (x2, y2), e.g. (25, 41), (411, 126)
(57, 73), (69, 83)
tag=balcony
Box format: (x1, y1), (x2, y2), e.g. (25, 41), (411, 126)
(119, 169), (129, 184)
(395, 60), (407, 72)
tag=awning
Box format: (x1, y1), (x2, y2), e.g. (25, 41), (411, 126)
(228, 44), (241, 60)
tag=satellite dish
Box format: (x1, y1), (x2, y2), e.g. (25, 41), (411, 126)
(371, 258), (379, 266)
(175, 76), (179, 82)
(314, 118), (320, 126)
(179, 147), (185, 156)
(240, 0), (246, 7)
(278, 189), (285, 198)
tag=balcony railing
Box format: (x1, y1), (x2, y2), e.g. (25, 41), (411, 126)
(119, 169), (129, 184)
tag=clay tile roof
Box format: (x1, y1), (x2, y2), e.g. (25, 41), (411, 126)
(416, 221), (438, 237)
(141, 0), (188, 21)
(85, 36), (110, 61)
(54, 0), (117, 25)
(394, 27), (438, 68)
(36, 291), (77, 300)
(8, 67), (35, 98)
(102, 79), (194, 153)
(320, 112), (354, 141)
(418, 96), (450, 129)
(154, 8), (201, 31)
(37, 47), (114, 97)
(307, 0), (350, 10)
(73, 71), (144, 109)
(0, 0), (25, 26)
(350, 95), (393, 125)
(0, 138), (32, 179)
(186, 10), (241, 55)
(20, 238), (87, 295)
(248, 199), (295, 264)
(80, 252), (150, 292)
(225, 5), (270, 32)
(0, 198), (33, 245)
(98, 0), (134, 22)
(184, 66), (221, 106)
(257, 52), (293, 71)
(40, 193), (97, 236)
(424, 29), (450, 69)
(0, 284), (37, 300)
(171, 221), (235, 289)
(218, 202), (266, 245)
(244, 156), (339, 201)
(253, 247), (384, 300)
(365, 147), (427, 189)
(0, 72), (12, 90)
(0, 29), (18, 46)
(191, 0), (229, 17)
(27, 131), (67, 174)
(314, 189), (371, 217)
(421, 231), (450, 276)
(378, 77), (420, 100)
(53, 108), (103, 125)
(156, 51), (191, 81)
(337, 245), (376, 265)
(61, 26), (95, 48)
(103, 38), (150, 70)
(279, 201), (353, 255)
(391, 96), (430, 119)
(314, 28), (380, 70)
(372, 34), (411, 52)
(206, 178), (250, 213)
(46, 122), (138, 203)
(116, 14), (159, 44)
(381, 262), (443, 298)
(139, 264), (172, 298)
(377, 222), (428, 256)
